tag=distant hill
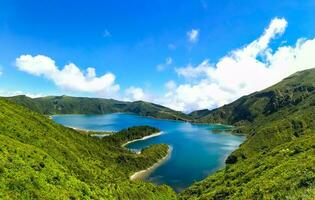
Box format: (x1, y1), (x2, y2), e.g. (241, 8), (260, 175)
(0, 98), (176, 199)
(181, 68), (315, 199)
(3, 68), (315, 199)
(190, 68), (315, 128)
(6, 95), (190, 121)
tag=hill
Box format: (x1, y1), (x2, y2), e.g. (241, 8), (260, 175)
(190, 68), (315, 128)
(0, 98), (176, 199)
(6, 95), (189, 121)
(181, 69), (315, 199)
(3, 68), (315, 199)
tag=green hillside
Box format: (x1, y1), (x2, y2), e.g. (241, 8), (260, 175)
(190, 68), (315, 127)
(0, 98), (176, 199)
(181, 69), (315, 199)
(3, 68), (315, 199)
(6, 95), (189, 121)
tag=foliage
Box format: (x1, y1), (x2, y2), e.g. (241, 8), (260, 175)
(6, 95), (189, 121)
(0, 98), (176, 199)
(3, 68), (315, 199)
(105, 126), (160, 145)
(180, 68), (315, 199)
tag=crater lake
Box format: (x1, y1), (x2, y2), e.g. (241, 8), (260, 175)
(52, 113), (245, 192)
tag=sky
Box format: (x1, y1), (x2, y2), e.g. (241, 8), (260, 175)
(1, 0), (315, 112)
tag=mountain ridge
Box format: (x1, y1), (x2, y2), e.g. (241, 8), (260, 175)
(189, 68), (315, 126)
(6, 95), (190, 121)
(0, 97), (176, 199)
(180, 68), (315, 199)
(2, 68), (315, 199)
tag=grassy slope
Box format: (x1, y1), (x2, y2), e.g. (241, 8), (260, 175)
(0, 98), (176, 199)
(6, 95), (189, 121)
(190, 68), (315, 127)
(4, 69), (315, 199)
(181, 69), (315, 199)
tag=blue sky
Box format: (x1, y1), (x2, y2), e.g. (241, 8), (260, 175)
(1, 0), (315, 111)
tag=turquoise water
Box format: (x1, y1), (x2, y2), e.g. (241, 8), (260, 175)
(52, 113), (245, 192)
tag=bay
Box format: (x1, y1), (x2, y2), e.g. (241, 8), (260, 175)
(52, 113), (245, 192)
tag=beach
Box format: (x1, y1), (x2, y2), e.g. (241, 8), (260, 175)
(122, 131), (163, 147)
(67, 126), (114, 137)
(130, 146), (172, 181)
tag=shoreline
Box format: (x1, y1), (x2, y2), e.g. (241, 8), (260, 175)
(69, 126), (114, 133)
(63, 125), (115, 137)
(48, 113), (234, 127)
(122, 131), (163, 147)
(130, 146), (172, 181)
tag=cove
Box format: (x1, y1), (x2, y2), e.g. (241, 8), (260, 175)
(52, 113), (245, 192)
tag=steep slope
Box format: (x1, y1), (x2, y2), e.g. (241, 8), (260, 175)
(190, 68), (315, 128)
(6, 95), (189, 121)
(0, 98), (176, 199)
(4, 68), (315, 199)
(181, 69), (315, 199)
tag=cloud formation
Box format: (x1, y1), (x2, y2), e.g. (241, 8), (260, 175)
(0, 90), (43, 98)
(175, 60), (212, 81)
(157, 57), (173, 71)
(163, 17), (315, 112)
(165, 80), (177, 91)
(16, 55), (120, 97)
(187, 29), (199, 43)
(124, 86), (146, 101)
(13, 18), (315, 113)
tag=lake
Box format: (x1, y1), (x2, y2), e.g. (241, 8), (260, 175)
(52, 113), (245, 192)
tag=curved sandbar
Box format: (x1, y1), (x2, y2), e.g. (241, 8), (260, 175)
(130, 146), (172, 181)
(67, 126), (114, 138)
(122, 131), (164, 147)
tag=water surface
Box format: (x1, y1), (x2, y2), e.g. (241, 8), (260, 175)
(52, 113), (245, 192)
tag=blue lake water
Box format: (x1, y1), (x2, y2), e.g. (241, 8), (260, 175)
(52, 113), (245, 192)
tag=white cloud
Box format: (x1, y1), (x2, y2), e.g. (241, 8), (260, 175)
(16, 55), (120, 97)
(165, 80), (177, 91)
(162, 17), (315, 112)
(124, 86), (146, 101)
(175, 60), (213, 81)
(187, 29), (199, 43)
(11, 17), (315, 113)
(0, 90), (44, 98)
(163, 81), (232, 112)
(156, 57), (173, 71)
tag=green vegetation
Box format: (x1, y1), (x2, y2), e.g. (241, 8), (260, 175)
(7, 95), (189, 121)
(181, 68), (315, 199)
(3, 68), (315, 199)
(105, 126), (160, 145)
(0, 98), (176, 199)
